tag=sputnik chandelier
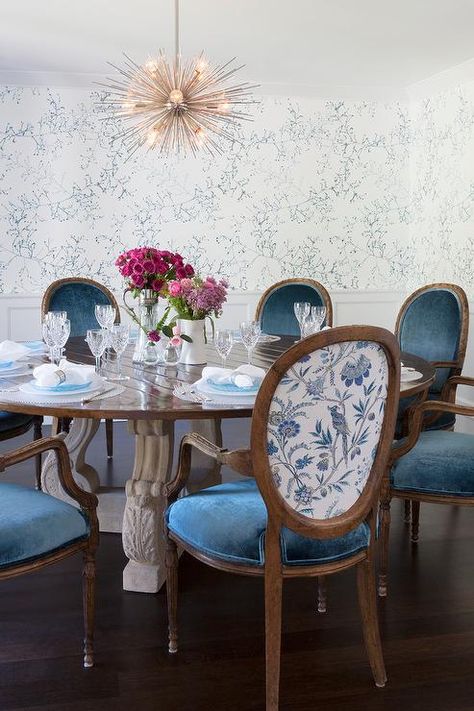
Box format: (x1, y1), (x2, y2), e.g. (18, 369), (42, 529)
(101, 0), (257, 156)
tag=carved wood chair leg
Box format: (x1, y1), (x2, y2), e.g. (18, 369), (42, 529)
(356, 559), (387, 688)
(265, 567), (283, 711)
(33, 416), (43, 490)
(51, 417), (60, 436)
(166, 537), (179, 654)
(82, 550), (96, 668)
(411, 501), (420, 543)
(105, 419), (114, 459)
(317, 575), (327, 613)
(378, 499), (391, 597)
(403, 499), (411, 523)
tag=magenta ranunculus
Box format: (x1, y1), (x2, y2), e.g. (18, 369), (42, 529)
(132, 274), (145, 288)
(168, 281), (182, 297)
(122, 264), (131, 277)
(143, 259), (155, 272)
(148, 330), (161, 343)
(155, 260), (168, 275)
(175, 266), (187, 279)
(133, 262), (145, 274)
(184, 263), (195, 276)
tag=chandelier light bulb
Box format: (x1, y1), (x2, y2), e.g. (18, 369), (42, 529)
(168, 88), (184, 105)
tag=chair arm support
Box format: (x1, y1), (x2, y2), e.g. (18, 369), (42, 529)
(431, 360), (459, 369)
(440, 375), (474, 402)
(392, 399), (474, 462)
(0, 437), (98, 515)
(164, 432), (228, 501)
(220, 449), (253, 478)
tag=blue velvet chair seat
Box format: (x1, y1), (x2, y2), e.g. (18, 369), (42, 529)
(391, 431), (474, 497)
(166, 479), (370, 567)
(0, 483), (90, 568)
(0, 411), (34, 433)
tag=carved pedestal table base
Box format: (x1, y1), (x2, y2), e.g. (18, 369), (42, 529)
(122, 417), (222, 593)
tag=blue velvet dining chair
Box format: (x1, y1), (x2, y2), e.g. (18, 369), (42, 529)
(41, 277), (120, 458)
(378, 377), (474, 597)
(0, 437), (99, 666)
(395, 283), (469, 526)
(0, 412), (43, 489)
(255, 278), (333, 337)
(164, 325), (400, 709)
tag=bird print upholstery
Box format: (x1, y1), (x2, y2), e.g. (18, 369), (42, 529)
(266, 341), (389, 519)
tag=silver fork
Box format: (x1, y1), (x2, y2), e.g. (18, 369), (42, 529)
(173, 383), (210, 404)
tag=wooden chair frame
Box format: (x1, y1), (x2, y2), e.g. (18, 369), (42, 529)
(0, 415), (43, 489)
(165, 325), (400, 710)
(378, 375), (474, 598)
(395, 283), (469, 523)
(42, 277), (121, 458)
(0, 437), (99, 667)
(254, 278), (334, 329)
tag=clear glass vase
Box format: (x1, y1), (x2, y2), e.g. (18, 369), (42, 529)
(129, 290), (160, 364)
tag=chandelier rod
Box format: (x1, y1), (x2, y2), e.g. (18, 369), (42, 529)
(174, 0), (180, 61)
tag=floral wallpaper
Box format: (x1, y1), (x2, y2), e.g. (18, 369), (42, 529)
(0, 86), (417, 294)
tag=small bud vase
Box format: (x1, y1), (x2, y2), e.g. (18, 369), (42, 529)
(178, 318), (207, 365)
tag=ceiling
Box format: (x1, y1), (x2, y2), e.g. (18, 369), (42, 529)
(1, 0), (474, 92)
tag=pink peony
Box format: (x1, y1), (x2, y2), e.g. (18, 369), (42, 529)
(172, 324), (181, 336)
(180, 278), (193, 291)
(170, 335), (182, 347)
(168, 281), (182, 297)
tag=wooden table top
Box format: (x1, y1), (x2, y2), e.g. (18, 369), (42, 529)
(0, 336), (435, 422)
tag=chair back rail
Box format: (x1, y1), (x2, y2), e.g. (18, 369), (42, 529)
(255, 278), (333, 337)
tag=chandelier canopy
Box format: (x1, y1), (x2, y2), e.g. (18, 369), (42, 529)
(101, 0), (257, 156)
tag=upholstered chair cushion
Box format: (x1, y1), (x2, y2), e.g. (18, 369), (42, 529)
(0, 411), (34, 433)
(260, 284), (326, 337)
(0, 483), (90, 568)
(391, 431), (474, 497)
(48, 282), (113, 337)
(166, 479), (370, 567)
(398, 289), (462, 394)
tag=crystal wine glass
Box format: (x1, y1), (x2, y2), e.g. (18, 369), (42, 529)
(45, 310), (67, 323)
(108, 324), (130, 381)
(301, 306), (327, 337)
(42, 319), (56, 363)
(95, 304), (116, 330)
(50, 318), (71, 365)
(293, 302), (311, 340)
(240, 321), (261, 365)
(215, 329), (234, 367)
(86, 329), (108, 374)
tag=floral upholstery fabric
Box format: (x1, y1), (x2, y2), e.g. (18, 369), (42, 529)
(267, 341), (388, 519)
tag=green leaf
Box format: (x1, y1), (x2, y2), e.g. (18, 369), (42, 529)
(181, 334), (192, 342)
(162, 325), (173, 338)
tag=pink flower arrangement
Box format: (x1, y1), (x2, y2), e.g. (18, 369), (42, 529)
(166, 275), (228, 320)
(115, 246), (194, 295)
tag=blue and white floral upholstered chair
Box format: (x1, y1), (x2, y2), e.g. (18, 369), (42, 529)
(0, 437), (99, 666)
(254, 278), (333, 337)
(379, 380), (474, 597)
(164, 325), (400, 709)
(41, 277), (120, 457)
(395, 283), (469, 528)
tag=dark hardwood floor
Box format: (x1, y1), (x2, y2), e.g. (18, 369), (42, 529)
(1, 421), (473, 710)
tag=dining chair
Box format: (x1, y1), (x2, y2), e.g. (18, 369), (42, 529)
(42, 277), (120, 458)
(164, 325), (400, 709)
(0, 437), (99, 667)
(378, 376), (474, 597)
(254, 278), (333, 337)
(395, 283), (469, 525)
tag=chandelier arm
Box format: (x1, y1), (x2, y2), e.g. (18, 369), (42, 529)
(175, 0), (180, 61)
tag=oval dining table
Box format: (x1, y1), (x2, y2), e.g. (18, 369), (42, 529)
(0, 336), (435, 593)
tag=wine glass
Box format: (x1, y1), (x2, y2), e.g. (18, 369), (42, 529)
(293, 302), (311, 340)
(240, 321), (261, 365)
(45, 310), (67, 323)
(95, 304), (116, 330)
(215, 329), (234, 367)
(42, 319), (56, 363)
(49, 318), (70, 364)
(86, 329), (108, 374)
(301, 306), (327, 337)
(108, 324), (130, 381)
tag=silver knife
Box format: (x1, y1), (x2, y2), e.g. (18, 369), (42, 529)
(81, 387), (116, 404)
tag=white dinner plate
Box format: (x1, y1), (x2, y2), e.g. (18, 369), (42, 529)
(0, 361), (28, 373)
(19, 380), (102, 398)
(197, 378), (260, 398)
(400, 368), (423, 382)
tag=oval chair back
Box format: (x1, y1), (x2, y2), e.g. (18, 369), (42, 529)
(395, 283), (468, 395)
(255, 279), (333, 337)
(41, 278), (120, 337)
(251, 325), (399, 539)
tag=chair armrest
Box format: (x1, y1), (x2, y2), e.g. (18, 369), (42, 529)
(0, 437), (98, 516)
(164, 433), (253, 502)
(440, 375), (474, 402)
(392, 399), (474, 462)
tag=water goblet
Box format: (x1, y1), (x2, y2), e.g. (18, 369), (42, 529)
(301, 306), (327, 337)
(95, 304), (116, 330)
(50, 318), (71, 364)
(293, 302), (311, 340)
(240, 321), (261, 365)
(86, 329), (108, 374)
(108, 324), (130, 381)
(215, 329), (234, 367)
(42, 319), (56, 363)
